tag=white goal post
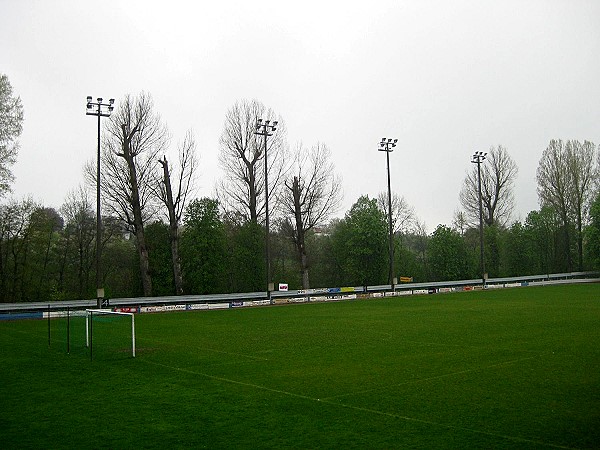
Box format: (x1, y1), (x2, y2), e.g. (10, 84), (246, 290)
(85, 309), (136, 358)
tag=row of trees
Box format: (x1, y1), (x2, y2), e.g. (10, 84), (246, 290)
(1, 74), (599, 302)
(3, 186), (600, 303)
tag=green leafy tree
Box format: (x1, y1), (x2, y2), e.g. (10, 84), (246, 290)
(180, 198), (228, 294)
(585, 194), (600, 270)
(146, 221), (175, 296)
(501, 221), (534, 277)
(427, 224), (472, 281)
(525, 206), (568, 274)
(331, 196), (388, 286)
(227, 220), (265, 293)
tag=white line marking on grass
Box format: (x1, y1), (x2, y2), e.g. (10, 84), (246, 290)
(142, 359), (316, 401)
(322, 399), (577, 450)
(141, 358), (575, 450)
(323, 355), (540, 401)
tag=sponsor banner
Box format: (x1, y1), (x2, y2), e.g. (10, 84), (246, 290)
(252, 300), (271, 306)
(438, 288), (453, 293)
(3, 312), (43, 321)
(413, 289), (428, 295)
(231, 301), (244, 308)
(115, 307), (139, 313)
(287, 297), (308, 303)
(273, 298), (288, 305)
(340, 286), (354, 293)
(428, 288), (437, 294)
(463, 286), (473, 291)
(141, 306), (166, 313)
(313, 288), (328, 294)
(279, 283), (289, 292)
(521, 282), (529, 287)
(43, 310), (87, 319)
(486, 284), (503, 289)
(372, 292), (383, 298)
(328, 287), (341, 294)
(164, 304), (186, 312)
(187, 303), (209, 310)
(397, 290), (412, 296)
(400, 276), (413, 282)
(340, 294), (357, 300)
(209, 303), (230, 310)
(504, 282), (521, 288)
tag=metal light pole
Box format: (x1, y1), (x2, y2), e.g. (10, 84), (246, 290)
(255, 118), (278, 303)
(379, 138), (398, 292)
(471, 151), (487, 288)
(86, 96), (114, 308)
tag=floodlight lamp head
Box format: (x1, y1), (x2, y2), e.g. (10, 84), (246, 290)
(87, 96), (92, 102)
(272, 120), (278, 127)
(97, 97), (102, 103)
(109, 98), (115, 105)
(393, 139), (398, 144)
(265, 120), (270, 125)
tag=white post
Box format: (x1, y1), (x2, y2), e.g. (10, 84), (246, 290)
(131, 314), (136, 358)
(85, 312), (89, 348)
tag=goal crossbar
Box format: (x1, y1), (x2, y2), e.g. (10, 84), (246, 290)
(85, 309), (136, 358)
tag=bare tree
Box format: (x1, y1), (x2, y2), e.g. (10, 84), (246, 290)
(217, 99), (288, 224)
(452, 209), (468, 236)
(536, 139), (598, 270)
(0, 74), (24, 198)
(61, 186), (95, 298)
(536, 139), (574, 270)
(460, 145), (518, 227)
(376, 192), (416, 235)
(567, 140), (596, 269)
(281, 142), (342, 289)
(96, 92), (169, 296)
(155, 130), (198, 294)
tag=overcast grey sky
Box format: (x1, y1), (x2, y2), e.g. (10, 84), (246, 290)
(2, 0), (599, 231)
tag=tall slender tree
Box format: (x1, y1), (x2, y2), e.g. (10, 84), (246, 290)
(460, 145), (518, 227)
(282, 142), (342, 288)
(217, 99), (288, 224)
(98, 92), (169, 296)
(155, 130), (197, 294)
(0, 74), (24, 198)
(566, 140), (596, 270)
(537, 139), (598, 271)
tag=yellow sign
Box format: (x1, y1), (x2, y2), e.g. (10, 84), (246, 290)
(399, 277), (413, 283)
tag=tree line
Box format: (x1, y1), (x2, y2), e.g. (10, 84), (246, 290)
(1, 77), (599, 302)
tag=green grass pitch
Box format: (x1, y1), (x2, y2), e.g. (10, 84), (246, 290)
(1, 284), (599, 448)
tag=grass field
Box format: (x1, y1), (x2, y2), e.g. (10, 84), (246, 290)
(1, 284), (599, 449)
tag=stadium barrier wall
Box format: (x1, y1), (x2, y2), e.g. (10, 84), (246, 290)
(0, 272), (597, 318)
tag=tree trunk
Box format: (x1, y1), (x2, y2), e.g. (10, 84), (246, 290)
(159, 157), (183, 295)
(122, 124), (152, 297)
(291, 176), (310, 289)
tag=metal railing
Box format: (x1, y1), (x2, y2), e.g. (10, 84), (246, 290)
(0, 271), (598, 315)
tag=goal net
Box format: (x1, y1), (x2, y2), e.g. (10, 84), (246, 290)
(86, 309), (136, 359)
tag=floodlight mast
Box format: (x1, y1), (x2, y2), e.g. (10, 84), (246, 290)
(379, 137), (398, 292)
(86, 96), (115, 308)
(255, 118), (278, 304)
(471, 151), (487, 288)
